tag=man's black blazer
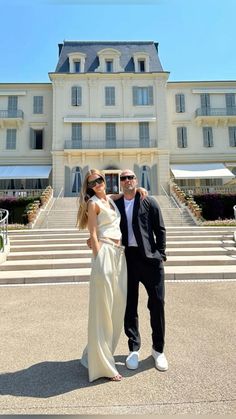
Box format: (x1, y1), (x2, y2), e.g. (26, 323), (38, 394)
(115, 192), (167, 264)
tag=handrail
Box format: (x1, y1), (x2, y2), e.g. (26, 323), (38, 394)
(44, 187), (64, 229)
(0, 208), (9, 252)
(161, 184), (183, 223)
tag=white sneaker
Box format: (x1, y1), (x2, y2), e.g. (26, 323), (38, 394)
(126, 351), (139, 370)
(152, 349), (168, 371)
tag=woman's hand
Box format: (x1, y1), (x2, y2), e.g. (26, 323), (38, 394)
(137, 187), (148, 200)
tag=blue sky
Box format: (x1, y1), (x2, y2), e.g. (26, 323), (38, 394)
(0, 0), (235, 83)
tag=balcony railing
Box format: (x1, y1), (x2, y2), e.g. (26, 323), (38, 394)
(195, 107), (236, 117)
(0, 110), (24, 119)
(64, 139), (157, 149)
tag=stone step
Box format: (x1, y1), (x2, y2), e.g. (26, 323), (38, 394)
(1, 265), (236, 285)
(10, 243), (89, 252)
(8, 249), (92, 260)
(7, 246), (236, 260)
(1, 254), (236, 272)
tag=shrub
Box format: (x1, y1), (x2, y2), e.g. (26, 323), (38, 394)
(193, 194), (236, 221)
(0, 196), (40, 224)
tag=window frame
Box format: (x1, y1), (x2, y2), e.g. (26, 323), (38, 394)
(33, 96), (43, 114)
(6, 128), (17, 150)
(133, 86), (153, 106)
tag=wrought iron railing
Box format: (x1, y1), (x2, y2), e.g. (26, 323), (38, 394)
(0, 209), (9, 252)
(0, 110), (24, 118)
(195, 107), (236, 117)
(64, 139), (157, 149)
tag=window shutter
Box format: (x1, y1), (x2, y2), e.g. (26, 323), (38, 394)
(148, 86), (153, 105)
(182, 126), (187, 147)
(177, 127), (183, 147)
(8, 96), (18, 110)
(72, 123), (82, 141)
(133, 87), (138, 105)
(41, 128), (44, 149)
(201, 93), (210, 108)
(226, 93), (235, 108)
(229, 127), (236, 146)
(71, 86), (81, 106)
(175, 94), (181, 112)
(203, 127), (213, 147)
(139, 122), (149, 140)
(30, 128), (36, 149)
(175, 94), (185, 112)
(105, 87), (115, 106)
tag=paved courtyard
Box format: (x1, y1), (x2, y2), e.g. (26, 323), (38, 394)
(0, 280), (235, 415)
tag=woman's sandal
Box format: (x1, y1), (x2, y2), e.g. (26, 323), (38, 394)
(109, 374), (122, 381)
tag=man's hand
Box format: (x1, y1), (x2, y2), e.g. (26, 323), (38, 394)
(87, 238), (92, 249)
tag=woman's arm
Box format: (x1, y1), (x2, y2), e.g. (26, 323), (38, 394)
(87, 201), (101, 257)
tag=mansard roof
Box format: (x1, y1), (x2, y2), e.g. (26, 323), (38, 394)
(55, 41), (164, 73)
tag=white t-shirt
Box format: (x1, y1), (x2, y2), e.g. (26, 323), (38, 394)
(124, 198), (138, 247)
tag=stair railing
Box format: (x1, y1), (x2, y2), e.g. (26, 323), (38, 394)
(45, 187), (64, 229)
(160, 184), (184, 224)
(0, 209), (9, 252)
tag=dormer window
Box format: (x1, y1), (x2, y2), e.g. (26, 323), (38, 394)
(74, 61), (81, 73)
(133, 52), (150, 73)
(68, 52), (86, 73)
(106, 60), (113, 73)
(95, 48), (123, 73)
(138, 60), (145, 72)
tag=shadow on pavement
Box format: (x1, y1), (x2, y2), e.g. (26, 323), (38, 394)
(0, 356), (153, 398)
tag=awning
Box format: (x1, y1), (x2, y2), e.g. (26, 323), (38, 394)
(170, 163), (235, 180)
(0, 165), (52, 180)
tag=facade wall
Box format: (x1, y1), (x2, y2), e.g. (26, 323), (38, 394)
(0, 43), (236, 197)
(0, 84), (52, 165)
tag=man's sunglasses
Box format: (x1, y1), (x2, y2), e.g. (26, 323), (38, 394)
(87, 177), (104, 188)
(120, 175), (136, 181)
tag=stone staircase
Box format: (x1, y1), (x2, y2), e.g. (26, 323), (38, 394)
(34, 195), (195, 229)
(0, 226), (235, 285)
(34, 198), (78, 229)
(154, 195), (195, 226)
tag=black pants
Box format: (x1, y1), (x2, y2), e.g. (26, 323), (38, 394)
(124, 247), (165, 353)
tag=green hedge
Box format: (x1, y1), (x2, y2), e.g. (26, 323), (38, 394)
(0, 196), (40, 224)
(193, 194), (236, 220)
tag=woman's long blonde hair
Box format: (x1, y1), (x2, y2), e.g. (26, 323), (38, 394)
(76, 169), (106, 229)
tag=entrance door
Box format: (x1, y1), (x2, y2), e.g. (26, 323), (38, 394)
(105, 173), (119, 194)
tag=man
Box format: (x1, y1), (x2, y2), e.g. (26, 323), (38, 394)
(115, 169), (168, 372)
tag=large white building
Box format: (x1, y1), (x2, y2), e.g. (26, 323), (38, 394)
(0, 41), (235, 197)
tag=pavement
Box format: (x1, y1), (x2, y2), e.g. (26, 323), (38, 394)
(0, 280), (235, 415)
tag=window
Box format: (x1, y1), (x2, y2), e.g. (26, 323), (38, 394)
(6, 129), (16, 149)
(139, 122), (149, 147)
(200, 93), (211, 115)
(106, 60), (113, 72)
(175, 94), (185, 113)
(106, 123), (116, 147)
(33, 96), (43, 114)
(141, 166), (151, 191)
(133, 86), (153, 106)
(72, 123), (82, 148)
(226, 94), (236, 115)
(229, 127), (236, 147)
(71, 86), (82, 106)
(8, 96), (18, 117)
(74, 61), (81, 73)
(105, 87), (115, 106)
(30, 128), (44, 149)
(138, 60), (145, 72)
(177, 127), (187, 148)
(203, 127), (213, 147)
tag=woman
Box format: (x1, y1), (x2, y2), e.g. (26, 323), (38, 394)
(77, 169), (127, 382)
